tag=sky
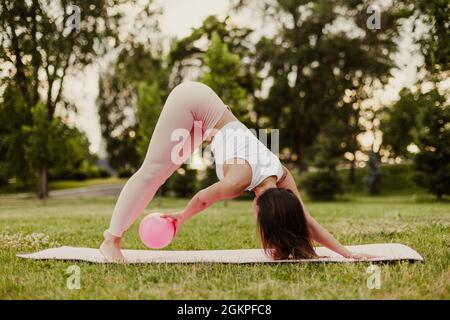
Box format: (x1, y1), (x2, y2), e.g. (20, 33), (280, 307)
(62, 0), (424, 159)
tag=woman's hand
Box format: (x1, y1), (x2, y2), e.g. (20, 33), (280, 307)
(160, 212), (187, 232)
(344, 252), (378, 260)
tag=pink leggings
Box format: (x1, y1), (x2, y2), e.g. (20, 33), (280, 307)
(107, 81), (227, 237)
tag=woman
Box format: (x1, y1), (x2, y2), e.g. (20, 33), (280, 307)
(100, 81), (372, 262)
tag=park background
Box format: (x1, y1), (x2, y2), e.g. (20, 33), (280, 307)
(0, 0), (449, 299)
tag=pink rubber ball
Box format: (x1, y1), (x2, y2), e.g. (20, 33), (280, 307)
(139, 213), (176, 249)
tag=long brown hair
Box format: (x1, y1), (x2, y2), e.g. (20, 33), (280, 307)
(256, 188), (317, 260)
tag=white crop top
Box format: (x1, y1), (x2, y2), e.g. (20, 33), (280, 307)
(210, 121), (284, 191)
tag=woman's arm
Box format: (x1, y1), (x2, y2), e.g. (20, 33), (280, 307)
(163, 164), (251, 229)
(276, 166), (355, 258)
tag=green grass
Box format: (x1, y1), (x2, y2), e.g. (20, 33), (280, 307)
(48, 177), (126, 190)
(337, 163), (424, 195)
(0, 177), (126, 194)
(0, 195), (449, 299)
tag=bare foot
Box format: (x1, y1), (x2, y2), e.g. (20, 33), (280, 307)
(99, 230), (126, 263)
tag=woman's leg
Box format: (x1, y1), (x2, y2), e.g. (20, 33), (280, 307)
(101, 81), (227, 259)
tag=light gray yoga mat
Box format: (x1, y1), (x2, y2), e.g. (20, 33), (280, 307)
(17, 243), (423, 264)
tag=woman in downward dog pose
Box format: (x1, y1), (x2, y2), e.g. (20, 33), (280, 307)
(100, 81), (373, 262)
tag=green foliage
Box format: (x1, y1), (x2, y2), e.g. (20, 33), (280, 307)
(0, 85), (96, 187)
(363, 151), (382, 195)
(381, 89), (420, 159)
(301, 170), (343, 201)
(412, 88), (450, 199)
(98, 43), (169, 170)
(166, 166), (198, 198)
(49, 165), (110, 181)
(20, 102), (96, 187)
(169, 15), (258, 99)
(117, 167), (134, 178)
(381, 86), (449, 199)
(0, 0), (123, 112)
(200, 32), (250, 122)
(136, 81), (164, 160)
(413, 0), (450, 73)
(235, 0), (408, 169)
(310, 104), (362, 171)
(198, 165), (218, 191)
(2, 0), (448, 202)
(22, 102), (66, 172)
(0, 85), (33, 186)
(0, 0), (129, 197)
(338, 163), (424, 196)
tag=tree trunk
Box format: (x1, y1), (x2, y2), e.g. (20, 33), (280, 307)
(295, 143), (308, 173)
(296, 158), (308, 173)
(348, 160), (356, 184)
(37, 166), (48, 202)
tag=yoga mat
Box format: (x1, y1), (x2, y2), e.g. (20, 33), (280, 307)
(17, 243), (423, 264)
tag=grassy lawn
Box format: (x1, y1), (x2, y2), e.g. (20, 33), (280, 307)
(48, 178), (126, 190)
(0, 194), (448, 299)
(0, 178), (126, 195)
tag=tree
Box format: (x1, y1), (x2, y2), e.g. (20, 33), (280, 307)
(301, 170), (343, 201)
(233, 0), (409, 171)
(0, 84), (34, 188)
(198, 165), (218, 191)
(98, 41), (168, 171)
(22, 102), (92, 200)
(412, 88), (449, 200)
(169, 16), (260, 124)
(136, 81), (165, 161)
(48, 126), (99, 181)
(309, 101), (363, 182)
(200, 32), (250, 123)
(380, 89), (420, 159)
(166, 166), (198, 198)
(412, 0), (449, 75)
(0, 0), (128, 198)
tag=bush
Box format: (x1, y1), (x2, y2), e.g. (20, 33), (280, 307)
(95, 168), (111, 178)
(0, 163), (9, 186)
(117, 167), (134, 178)
(49, 169), (87, 181)
(87, 167), (111, 178)
(166, 166), (198, 197)
(70, 170), (89, 181)
(412, 94), (450, 200)
(198, 165), (217, 190)
(301, 170), (342, 201)
(49, 165), (111, 181)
